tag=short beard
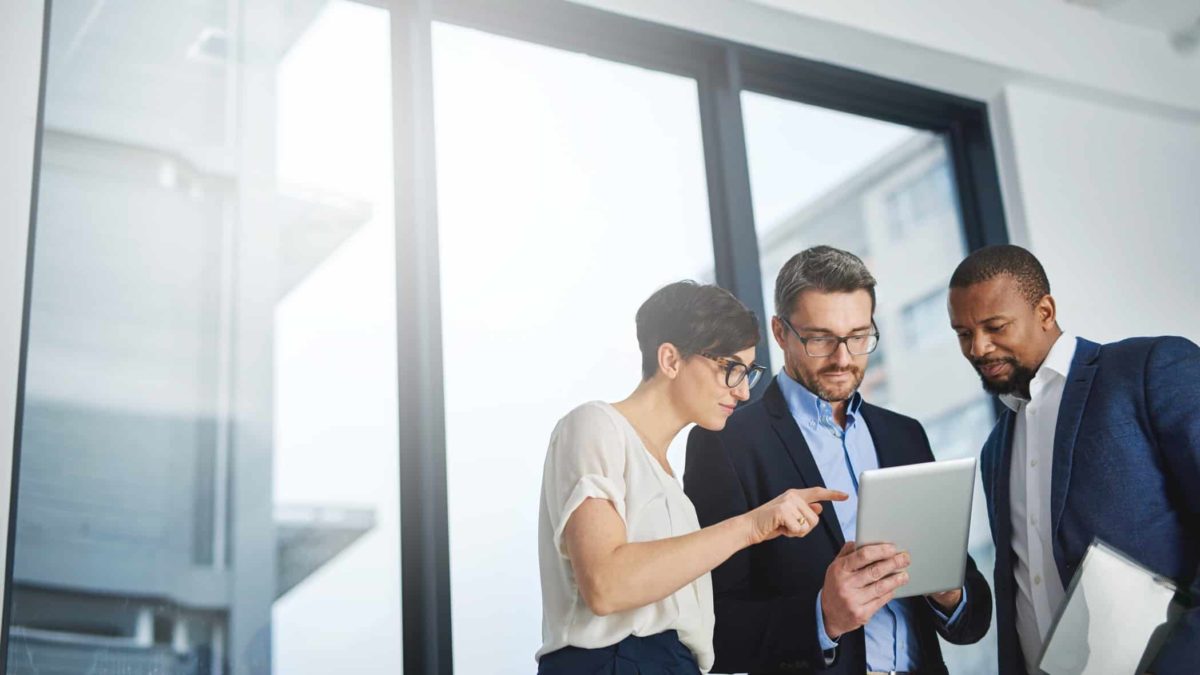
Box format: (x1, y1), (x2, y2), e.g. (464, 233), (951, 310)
(791, 363), (864, 403)
(973, 356), (1037, 397)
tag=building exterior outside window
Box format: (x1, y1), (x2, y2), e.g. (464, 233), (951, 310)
(6, 3), (403, 674)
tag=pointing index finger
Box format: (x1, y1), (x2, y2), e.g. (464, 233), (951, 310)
(808, 488), (850, 503)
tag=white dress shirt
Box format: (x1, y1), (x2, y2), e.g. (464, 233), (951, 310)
(1000, 332), (1077, 674)
(536, 401), (715, 671)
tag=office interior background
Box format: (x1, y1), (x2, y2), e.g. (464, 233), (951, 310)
(0, 1), (1198, 674)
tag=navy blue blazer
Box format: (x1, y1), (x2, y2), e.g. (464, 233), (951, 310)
(980, 336), (1200, 675)
(685, 378), (992, 675)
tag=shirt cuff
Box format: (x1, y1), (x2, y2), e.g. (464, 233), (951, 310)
(815, 589), (840, 651)
(927, 586), (968, 626)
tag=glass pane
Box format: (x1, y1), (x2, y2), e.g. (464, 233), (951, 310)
(7, 2), (402, 674)
(742, 91), (996, 673)
(432, 23), (714, 674)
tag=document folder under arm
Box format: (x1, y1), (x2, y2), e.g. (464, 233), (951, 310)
(1038, 539), (1187, 675)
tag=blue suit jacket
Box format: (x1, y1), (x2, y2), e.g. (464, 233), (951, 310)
(980, 336), (1200, 674)
(685, 378), (992, 674)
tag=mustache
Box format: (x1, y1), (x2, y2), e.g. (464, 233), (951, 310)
(819, 365), (861, 376)
(972, 356), (1017, 370)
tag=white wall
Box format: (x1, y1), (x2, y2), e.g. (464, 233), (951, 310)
(997, 83), (1200, 343)
(576, 0), (1200, 113)
(744, 0), (1200, 113)
(0, 0), (46, 627)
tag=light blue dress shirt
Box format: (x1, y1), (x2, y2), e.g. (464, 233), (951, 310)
(776, 371), (966, 671)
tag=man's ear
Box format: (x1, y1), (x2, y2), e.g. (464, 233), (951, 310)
(1037, 294), (1058, 330)
(770, 316), (788, 350)
(657, 342), (683, 380)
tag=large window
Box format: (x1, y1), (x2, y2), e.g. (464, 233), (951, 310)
(742, 92), (996, 673)
(7, 2), (402, 674)
(431, 23), (713, 673)
(6, 1), (1009, 673)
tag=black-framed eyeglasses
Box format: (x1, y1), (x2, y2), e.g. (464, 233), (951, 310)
(778, 317), (880, 357)
(700, 352), (766, 389)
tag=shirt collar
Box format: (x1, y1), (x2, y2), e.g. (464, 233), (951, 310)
(777, 369), (863, 429)
(1042, 331), (1077, 379)
(999, 332), (1077, 411)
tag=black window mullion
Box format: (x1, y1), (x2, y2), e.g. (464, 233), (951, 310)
(943, 117), (1011, 422)
(947, 117), (1010, 251)
(0, 0), (52, 663)
(739, 47), (967, 134)
(698, 46), (773, 393)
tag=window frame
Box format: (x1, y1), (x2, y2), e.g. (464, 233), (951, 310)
(390, 1), (1009, 672)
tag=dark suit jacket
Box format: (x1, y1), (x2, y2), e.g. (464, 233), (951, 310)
(685, 378), (992, 674)
(980, 336), (1200, 675)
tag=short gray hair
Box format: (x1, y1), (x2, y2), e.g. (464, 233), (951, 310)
(774, 245), (877, 318)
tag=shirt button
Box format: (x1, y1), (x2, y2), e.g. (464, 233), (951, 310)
(1030, 458), (1038, 467)
(1031, 516), (1038, 526)
(1034, 575), (1042, 585)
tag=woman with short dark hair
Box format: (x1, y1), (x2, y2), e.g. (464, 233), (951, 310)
(537, 280), (846, 674)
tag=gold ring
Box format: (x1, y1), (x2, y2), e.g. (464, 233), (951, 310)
(798, 515), (808, 529)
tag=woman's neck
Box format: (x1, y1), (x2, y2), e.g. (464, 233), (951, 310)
(611, 380), (686, 470)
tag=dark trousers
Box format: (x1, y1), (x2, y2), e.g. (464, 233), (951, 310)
(537, 630), (702, 675)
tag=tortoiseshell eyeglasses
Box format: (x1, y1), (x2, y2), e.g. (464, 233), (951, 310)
(700, 352), (766, 389)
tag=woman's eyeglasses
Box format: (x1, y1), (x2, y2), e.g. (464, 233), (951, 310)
(700, 353), (766, 389)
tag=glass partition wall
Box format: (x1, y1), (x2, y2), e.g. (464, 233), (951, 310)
(6, 2), (402, 673)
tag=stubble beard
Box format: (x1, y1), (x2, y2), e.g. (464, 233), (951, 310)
(790, 359), (865, 403)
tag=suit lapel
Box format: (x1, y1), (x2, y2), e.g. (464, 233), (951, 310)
(1051, 338), (1101, 550)
(763, 378), (845, 549)
(860, 404), (906, 469)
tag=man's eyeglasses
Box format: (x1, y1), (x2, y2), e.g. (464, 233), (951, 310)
(701, 353), (766, 389)
(778, 317), (880, 358)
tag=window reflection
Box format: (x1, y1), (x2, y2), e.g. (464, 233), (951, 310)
(7, 3), (401, 674)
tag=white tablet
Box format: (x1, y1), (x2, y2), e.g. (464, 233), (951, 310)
(854, 456), (977, 599)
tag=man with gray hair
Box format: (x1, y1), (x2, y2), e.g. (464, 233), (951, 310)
(685, 246), (992, 674)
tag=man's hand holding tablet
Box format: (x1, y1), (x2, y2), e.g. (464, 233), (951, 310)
(820, 541), (912, 640)
(821, 457), (976, 640)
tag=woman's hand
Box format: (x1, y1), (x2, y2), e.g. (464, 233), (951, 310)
(743, 487), (849, 546)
